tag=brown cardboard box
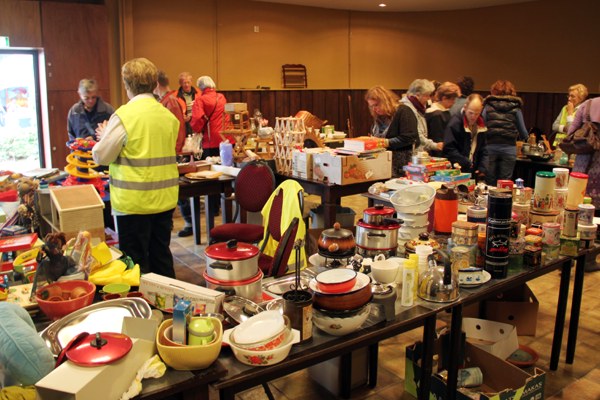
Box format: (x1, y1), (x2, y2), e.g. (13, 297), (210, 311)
(484, 284), (539, 336)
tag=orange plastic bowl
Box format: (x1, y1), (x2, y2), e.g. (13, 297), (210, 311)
(35, 280), (96, 320)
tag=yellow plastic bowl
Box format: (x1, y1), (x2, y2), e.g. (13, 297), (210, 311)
(156, 318), (223, 370)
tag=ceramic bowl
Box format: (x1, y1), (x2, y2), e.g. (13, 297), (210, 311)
(156, 318), (223, 370)
(162, 325), (186, 347)
(310, 272), (372, 311)
(312, 304), (371, 336)
(230, 315), (291, 351)
(35, 280), (96, 320)
(315, 269), (357, 294)
(224, 328), (299, 366)
(370, 259), (400, 285)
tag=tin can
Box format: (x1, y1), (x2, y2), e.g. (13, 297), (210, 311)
(583, 196), (592, 204)
(560, 234), (580, 257)
(497, 180), (514, 190)
(578, 204), (595, 225)
(524, 245), (542, 267)
(543, 244), (561, 261)
(563, 207), (579, 237)
(578, 224), (597, 240)
(542, 222), (561, 246)
(529, 209), (559, 227)
(467, 206), (487, 224)
(521, 187), (533, 205)
(554, 188), (569, 210)
(452, 246), (472, 273)
(485, 189), (512, 274)
(524, 234), (543, 248)
(566, 172), (589, 209)
(512, 202), (530, 227)
(526, 227), (543, 236)
(451, 221), (479, 246)
(552, 167), (570, 189)
(533, 171), (556, 212)
(476, 232), (486, 269)
(485, 259), (508, 279)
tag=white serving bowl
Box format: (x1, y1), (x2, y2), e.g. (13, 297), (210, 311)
(370, 259), (400, 284)
(224, 328), (300, 366)
(233, 310), (284, 345)
(312, 304), (371, 336)
(390, 184), (436, 214)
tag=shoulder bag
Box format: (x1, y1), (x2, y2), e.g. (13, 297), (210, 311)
(559, 102), (600, 155)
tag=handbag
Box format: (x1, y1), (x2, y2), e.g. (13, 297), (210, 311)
(559, 102), (600, 155)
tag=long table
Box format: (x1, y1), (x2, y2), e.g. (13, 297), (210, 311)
(276, 173), (387, 228)
(178, 175), (235, 244)
(210, 255), (575, 400)
(513, 157), (571, 187)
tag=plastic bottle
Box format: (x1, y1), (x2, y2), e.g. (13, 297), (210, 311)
(219, 141), (233, 167)
(401, 258), (416, 307)
(415, 245), (433, 276)
(408, 254), (419, 300)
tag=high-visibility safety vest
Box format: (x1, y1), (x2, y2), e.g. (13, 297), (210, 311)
(110, 97), (179, 214)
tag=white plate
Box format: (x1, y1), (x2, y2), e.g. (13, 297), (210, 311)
(233, 310), (284, 344)
(459, 270), (491, 287)
(315, 269), (356, 285)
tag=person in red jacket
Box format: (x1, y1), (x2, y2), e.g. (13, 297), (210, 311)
(154, 71), (186, 154)
(191, 76), (233, 157)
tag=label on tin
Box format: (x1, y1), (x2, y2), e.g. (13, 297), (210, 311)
(485, 224), (510, 261)
(563, 208), (579, 237)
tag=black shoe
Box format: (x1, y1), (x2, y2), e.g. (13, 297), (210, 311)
(178, 227), (193, 237)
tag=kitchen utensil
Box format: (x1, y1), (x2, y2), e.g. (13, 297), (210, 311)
(362, 204), (395, 225)
(64, 332), (133, 367)
(203, 269), (263, 303)
(222, 296), (265, 324)
(390, 184), (436, 214)
(315, 269), (357, 293)
(205, 240), (260, 282)
(317, 222), (356, 259)
(282, 239), (313, 343)
(417, 250), (459, 303)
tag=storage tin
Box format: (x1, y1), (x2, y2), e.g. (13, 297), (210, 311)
(451, 221), (479, 246)
(552, 167), (570, 189)
(524, 234), (543, 248)
(529, 209), (559, 227)
(533, 171), (556, 212)
(578, 224), (597, 240)
(554, 188), (569, 210)
(542, 222), (561, 246)
(523, 245), (542, 267)
(578, 204), (595, 225)
(566, 172), (589, 209)
(512, 202), (530, 228)
(563, 207), (579, 237)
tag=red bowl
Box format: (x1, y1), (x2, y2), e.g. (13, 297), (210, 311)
(315, 269), (357, 294)
(36, 280), (96, 320)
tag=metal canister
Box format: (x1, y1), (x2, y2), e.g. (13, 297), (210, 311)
(524, 245), (542, 267)
(451, 246), (472, 273)
(451, 221), (479, 246)
(497, 180), (514, 190)
(467, 206), (487, 224)
(563, 207), (579, 237)
(524, 234), (543, 248)
(578, 204), (595, 225)
(533, 171), (556, 212)
(485, 189), (512, 278)
(554, 188), (569, 210)
(552, 167), (570, 189)
(542, 222), (561, 246)
(512, 202), (530, 228)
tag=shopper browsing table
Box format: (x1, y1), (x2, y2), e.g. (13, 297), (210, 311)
(67, 78), (114, 141)
(93, 58), (179, 278)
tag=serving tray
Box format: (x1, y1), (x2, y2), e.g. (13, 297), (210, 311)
(40, 297), (152, 357)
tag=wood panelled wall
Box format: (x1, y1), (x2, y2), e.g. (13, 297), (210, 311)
(222, 90), (572, 139)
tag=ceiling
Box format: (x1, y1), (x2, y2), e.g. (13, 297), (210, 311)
(252, 0), (536, 12)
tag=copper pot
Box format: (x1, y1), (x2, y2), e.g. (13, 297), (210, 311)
(318, 222), (356, 258)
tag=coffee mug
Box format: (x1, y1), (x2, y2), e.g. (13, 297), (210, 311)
(101, 283), (131, 297)
(370, 259), (400, 284)
(103, 293), (121, 301)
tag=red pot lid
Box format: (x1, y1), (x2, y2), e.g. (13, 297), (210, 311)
(364, 205), (395, 216)
(205, 239), (259, 261)
(66, 332), (133, 366)
(203, 269), (263, 285)
(357, 219), (401, 230)
(570, 172), (588, 179)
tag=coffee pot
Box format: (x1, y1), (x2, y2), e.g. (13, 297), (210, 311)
(417, 250), (459, 303)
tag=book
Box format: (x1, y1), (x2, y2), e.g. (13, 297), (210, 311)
(342, 136), (382, 152)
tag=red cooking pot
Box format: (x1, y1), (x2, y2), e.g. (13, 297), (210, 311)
(205, 240), (259, 282)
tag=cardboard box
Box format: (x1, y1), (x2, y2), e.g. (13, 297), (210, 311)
(484, 284), (539, 336)
(140, 273), (224, 315)
(224, 102), (247, 112)
(463, 318), (519, 360)
(312, 150), (392, 185)
(308, 347), (368, 396)
(405, 340), (545, 400)
(36, 318), (158, 400)
(292, 148), (325, 180)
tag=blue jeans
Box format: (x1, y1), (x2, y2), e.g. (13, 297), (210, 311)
(485, 145), (516, 186)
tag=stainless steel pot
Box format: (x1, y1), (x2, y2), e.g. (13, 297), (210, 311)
(356, 220), (400, 252)
(362, 205), (396, 225)
(205, 240), (259, 282)
(203, 270), (263, 304)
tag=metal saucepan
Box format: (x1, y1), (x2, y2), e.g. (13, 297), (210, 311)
(356, 220), (400, 251)
(203, 270), (264, 304)
(362, 205), (395, 225)
(205, 240), (259, 282)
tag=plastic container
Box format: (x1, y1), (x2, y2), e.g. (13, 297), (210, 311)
(433, 185), (458, 235)
(401, 259), (416, 307)
(219, 141), (234, 167)
(415, 245), (432, 276)
(566, 172), (588, 209)
(533, 171), (556, 212)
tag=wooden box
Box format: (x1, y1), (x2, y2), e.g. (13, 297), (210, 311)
(44, 185), (105, 241)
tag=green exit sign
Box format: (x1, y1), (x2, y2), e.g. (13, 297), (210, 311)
(0, 36), (9, 47)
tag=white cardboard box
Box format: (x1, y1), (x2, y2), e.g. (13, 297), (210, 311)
(292, 148), (325, 180)
(224, 103), (247, 112)
(140, 273), (224, 314)
(36, 337), (155, 400)
(463, 317), (519, 360)
(312, 150), (392, 185)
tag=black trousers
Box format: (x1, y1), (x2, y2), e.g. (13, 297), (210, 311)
(116, 209), (176, 278)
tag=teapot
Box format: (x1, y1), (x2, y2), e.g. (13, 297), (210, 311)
(417, 250), (459, 303)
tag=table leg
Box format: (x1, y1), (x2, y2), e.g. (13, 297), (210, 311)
(340, 352), (353, 399)
(205, 195), (215, 244)
(323, 202), (337, 229)
(446, 304), (463, 400)
(567, 253), (586, 364)
(190, 196), (201, 245)
(219, 388), (235, 400)
(368, 343), (379, 388)
(419, 315), (436, 400)
(550, 258), (572, 370)
(222, 185), (232, 224)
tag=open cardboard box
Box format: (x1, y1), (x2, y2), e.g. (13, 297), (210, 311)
(463, 317), (519, 360)
(484, 284), (539, 336)
(405, 338), (545, 400)
(36, 317), (158, 400)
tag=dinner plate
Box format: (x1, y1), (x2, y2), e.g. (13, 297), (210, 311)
(184, 171), (223, 180)
(459, 270), (491, 287)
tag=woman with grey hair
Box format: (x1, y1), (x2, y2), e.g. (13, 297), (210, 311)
(197, 76), (216, 90)
(400, 79), (443, 154)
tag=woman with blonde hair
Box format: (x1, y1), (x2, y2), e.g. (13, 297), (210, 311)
(365, 85), (419, 177)
(551, 83), (588, 147)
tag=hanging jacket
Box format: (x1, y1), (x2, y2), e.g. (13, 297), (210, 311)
(110, 97), (179, 214)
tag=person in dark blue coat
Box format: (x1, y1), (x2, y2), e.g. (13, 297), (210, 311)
(67, 78), (114, 141)
(443, 93), (488, 180)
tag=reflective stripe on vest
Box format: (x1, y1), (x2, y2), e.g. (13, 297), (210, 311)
(114, 155), (177, 167)
(110, 176), (179, 190)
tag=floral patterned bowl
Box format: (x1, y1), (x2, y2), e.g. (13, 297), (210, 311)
(223, 328), (299, 366)
(312, 303), (370, 336)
